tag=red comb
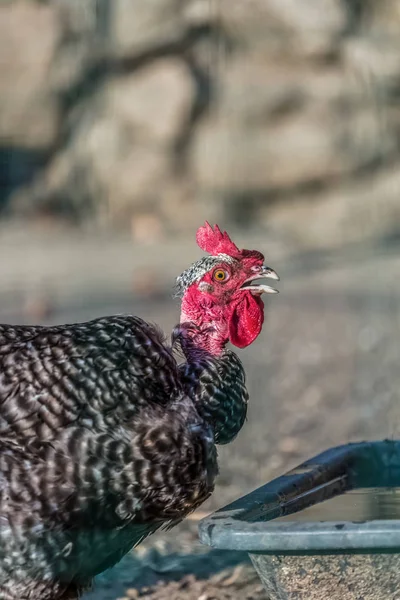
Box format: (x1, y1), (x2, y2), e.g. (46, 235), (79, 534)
(196, 222), (241, 257)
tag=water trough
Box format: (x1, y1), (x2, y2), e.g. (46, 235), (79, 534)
(199, 440), (400, 599)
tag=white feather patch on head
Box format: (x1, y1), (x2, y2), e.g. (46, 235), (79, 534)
(175, 253), (237, 297)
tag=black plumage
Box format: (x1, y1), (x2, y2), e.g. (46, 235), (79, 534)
(0, 222), (279, 599)
(0, 315), (248, 599)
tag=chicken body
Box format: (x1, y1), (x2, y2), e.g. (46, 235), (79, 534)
(0, 315), (248, 599)
(0, 223), (278, 599)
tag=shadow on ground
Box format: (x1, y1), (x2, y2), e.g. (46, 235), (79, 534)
(84, 548), (249, 599)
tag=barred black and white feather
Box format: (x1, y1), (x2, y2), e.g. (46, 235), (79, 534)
(0, 314), (248, 599)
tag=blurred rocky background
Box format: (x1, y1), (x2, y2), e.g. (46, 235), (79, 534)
(1, 0), (400, 249)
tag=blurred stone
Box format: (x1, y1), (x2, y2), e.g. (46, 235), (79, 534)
(217, 0), (347, 58)
(216, 0), (295, 58)
(192, 87), (396, 195)
(184, 0), (211, 26)
(14, 58), (195, 223)
(16, 106), (173, 225)
(3, 0), (400, 251)
(51, 0), (105, 94)
(362, 0), (400, 36)
(266, 0), (348, 57)
(216, 59), (306, 124)
(343, 106), (397, 165)
(63, 118), (171, 222)
(56, 0), (107, 39)
(293, 67), (367, 107)
(0, 1), (60, 148)
(215, 59), (373, 125)
(106, 60), (194, 144)
(192, 111), (343, 191)
(343, 36), (400, 92)
(110, 0), (184, 57)
(262, 165), (400, 249)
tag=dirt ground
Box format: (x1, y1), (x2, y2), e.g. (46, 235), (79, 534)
(1, 225), (399, 599)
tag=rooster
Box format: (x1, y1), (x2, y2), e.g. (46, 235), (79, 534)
(0, 223), (279, 600)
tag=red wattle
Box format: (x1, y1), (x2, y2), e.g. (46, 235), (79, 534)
(229, 293), (264, 348)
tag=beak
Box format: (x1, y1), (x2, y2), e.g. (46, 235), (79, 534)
(240, 265), (280, 295)
(259, 266), (280, 281)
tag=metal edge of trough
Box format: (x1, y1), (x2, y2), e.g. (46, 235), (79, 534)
(199, 440), (400, 554)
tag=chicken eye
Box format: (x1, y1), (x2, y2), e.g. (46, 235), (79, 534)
(213, 269), (229, 282)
